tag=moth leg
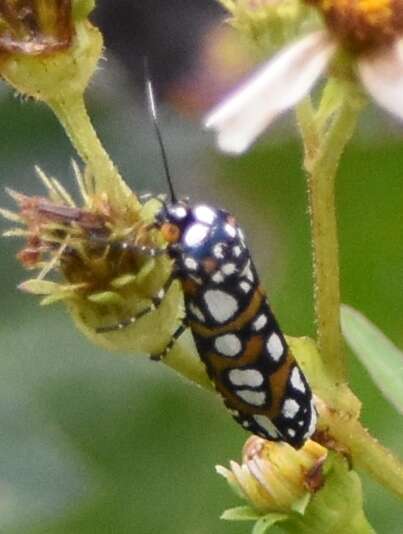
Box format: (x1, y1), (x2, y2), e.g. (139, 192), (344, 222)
(150, 320), (188, 361)
(96, 274), (176, 333)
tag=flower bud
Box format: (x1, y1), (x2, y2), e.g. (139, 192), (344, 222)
(218, 437), (374, 533)
(218, 436), (327, 513)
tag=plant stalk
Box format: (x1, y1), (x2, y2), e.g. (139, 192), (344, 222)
(316, 396), (403, 499)
(49, 92), (139, 213)
(297, 95), (361, 384)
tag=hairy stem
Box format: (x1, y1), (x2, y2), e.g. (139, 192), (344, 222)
(297, 93), (361, 384)
(49, 93), (139, 213)
(316, 397), (403, 499)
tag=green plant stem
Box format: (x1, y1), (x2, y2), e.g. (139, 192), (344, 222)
(297, 96), (361, 385)
(49, 92), (139, 213)
(316, 396), (403, 499)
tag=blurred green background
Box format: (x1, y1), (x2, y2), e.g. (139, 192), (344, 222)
(1, 2), (403, 533)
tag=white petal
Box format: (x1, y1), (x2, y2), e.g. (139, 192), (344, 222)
(358, 39), (403, 121)
(204, 31), (335, 154)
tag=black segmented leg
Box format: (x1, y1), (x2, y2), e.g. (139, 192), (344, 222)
(100, 238), (166, 258)
(150, 320), (188, 361)
(96, 274), (176, 333)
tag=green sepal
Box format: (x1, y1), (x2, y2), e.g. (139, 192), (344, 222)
(221, 505), (262, 521)
(87, 291), (126, 306)
(252, 513), (288, 534)
(110, 274), (138, 289)
(283, 454), (375, 534)
(290, 492), (311, 515)
(72, 0), (95, 19)
(134, 258), (157, 286)
(341, 304), (403, 415)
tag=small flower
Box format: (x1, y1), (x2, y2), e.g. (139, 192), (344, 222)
(206, 0), (403, 153)
(218, 436), (327, 513)
(218, 436), (374, 533)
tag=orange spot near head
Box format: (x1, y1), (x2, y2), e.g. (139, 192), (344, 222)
(202, 257), (218, 273)
(161, 223), (181, 243)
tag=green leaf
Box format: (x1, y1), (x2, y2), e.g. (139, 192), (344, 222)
(341, 304), (403, 415)
(252, 513), (288, 534)
(221, 505), (261, 521)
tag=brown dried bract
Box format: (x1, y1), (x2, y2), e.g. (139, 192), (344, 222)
(0, 0), (73, 55)
(303, 455), (326, 492)
(313, 429), (352, 468)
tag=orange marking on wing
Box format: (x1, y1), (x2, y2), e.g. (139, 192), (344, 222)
(202, 257), (218, 273)
(207, 334), (267, 415)
(208, 334), (264, 373)
(205, 346), (295, 418)
(265, 352), (295, 419)
(181, 277), (200, 297)
(190, 286), (264, 336)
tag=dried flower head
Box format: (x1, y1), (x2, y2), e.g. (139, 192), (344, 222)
(0, 0), (100, 102)
(0, 0), (73, 55)
(1, 165), (183, 356)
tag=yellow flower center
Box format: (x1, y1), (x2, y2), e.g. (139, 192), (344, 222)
(306, 0), (403, 51)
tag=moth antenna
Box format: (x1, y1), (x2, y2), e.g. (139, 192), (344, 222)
(144, 59), (177, 203)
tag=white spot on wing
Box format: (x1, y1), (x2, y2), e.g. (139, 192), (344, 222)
(240, 281), (251, 293)
(222, 263), (237, 276)
(252, 314), (267, 331)
(170, 206), (187, 219)
(288, 428), (296, 437)
(213, 243), (225, 259)
(214, 333), (241, 357)
(282, 398), (299, 419)
(212, 271), (225, 283)
(266, 332), (284, 362)
(228, 368), (264, 388)
(304, 399), (317, 439)
(253, 415), (280, 438)
(204, 289), (238, 323)
(194, 205), (217, 225)
(184, 257), (198, 270)
(290, 366), (306, 393)
(237, 390), (266, 406)
(224, 223), (237, 238)
(184, 223), (209, 247)
(241, 260), (254, 282)
(233, 245), (242, 257)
